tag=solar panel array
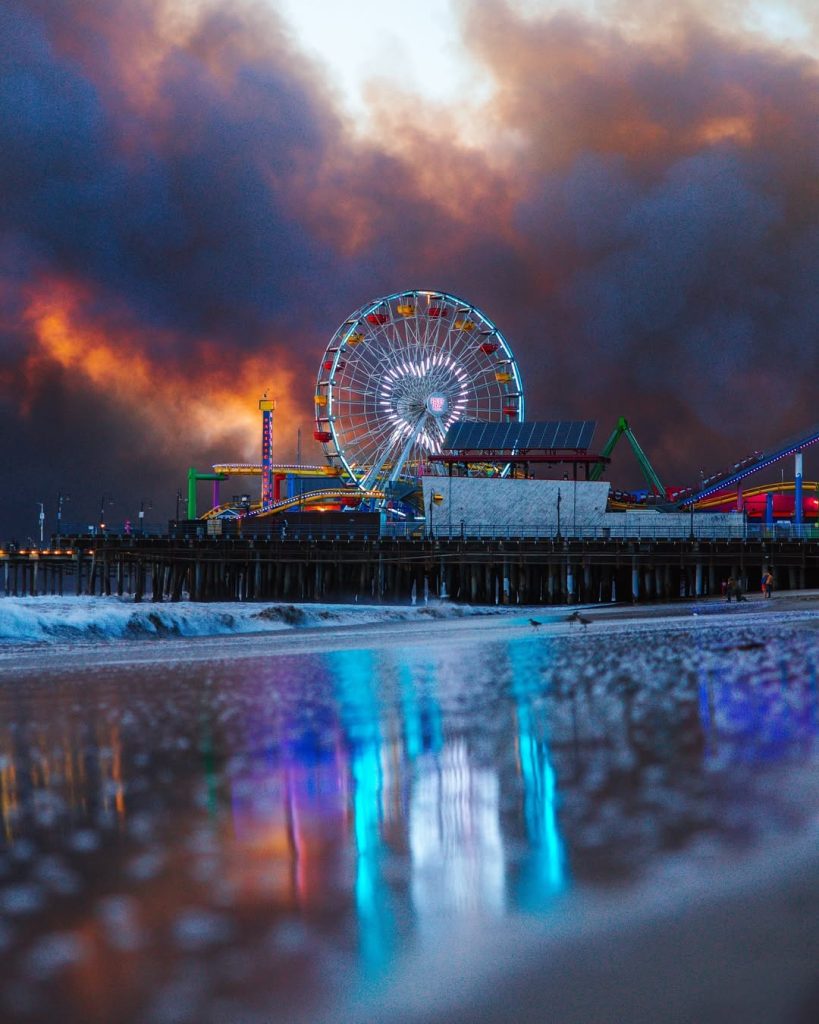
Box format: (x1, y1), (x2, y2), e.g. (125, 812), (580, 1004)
(443, 420), (597, 452)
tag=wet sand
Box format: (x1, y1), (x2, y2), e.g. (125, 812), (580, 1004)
(1, 594), (817, 1022)
(329, 823), (819, 1024)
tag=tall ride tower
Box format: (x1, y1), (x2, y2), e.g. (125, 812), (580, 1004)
(259, 393), (276, 507)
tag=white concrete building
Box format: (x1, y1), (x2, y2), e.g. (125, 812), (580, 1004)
(421, 477), (746, 540)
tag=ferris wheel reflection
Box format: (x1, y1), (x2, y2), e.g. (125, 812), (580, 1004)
(224, 640), (569, 976)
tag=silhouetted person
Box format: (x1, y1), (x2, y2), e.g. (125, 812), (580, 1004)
(726, 576), (736, 602)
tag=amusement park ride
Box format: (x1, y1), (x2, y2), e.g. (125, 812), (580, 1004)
(186, 288), (819, 527)
(189, 290), (525, 523)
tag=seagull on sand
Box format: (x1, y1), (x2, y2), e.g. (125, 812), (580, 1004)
(567, 610), (592, 628)
(529, 618), (541, 628)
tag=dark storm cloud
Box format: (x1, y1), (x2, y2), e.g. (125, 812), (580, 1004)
(0, 0), (342, 344)
(458, 2), (819, 476)
(2, 0), (819, 535)
(0, 0), (501, 535)
(0, 0), (401, 531)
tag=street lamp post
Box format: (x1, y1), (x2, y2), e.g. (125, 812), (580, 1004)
(428, 490), (443, 539)
(175, 490), (187, 523)
(37, 502), (45, 547)
(556, 489), (562, 540)
(56, 492), (69, 543)
(138, 499), (152, 536)
(447, 470), (452, 539)
(99, 495), (114, 533)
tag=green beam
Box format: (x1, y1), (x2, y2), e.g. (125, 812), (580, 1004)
(187, 467), (228, 520)
(623, 425), (666, 496)
(590, 417), (628, 481)
(590, 417), (665, 496)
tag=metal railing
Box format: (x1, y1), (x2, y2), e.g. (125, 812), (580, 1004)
(383, 520), (819, 542)
(8, 520), (814, 547)
(55, 521), (167, 539)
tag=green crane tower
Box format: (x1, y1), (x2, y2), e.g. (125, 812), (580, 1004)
(590, 417), (666, 496)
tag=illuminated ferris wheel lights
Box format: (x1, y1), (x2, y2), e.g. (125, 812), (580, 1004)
(315, 289), (524, 494)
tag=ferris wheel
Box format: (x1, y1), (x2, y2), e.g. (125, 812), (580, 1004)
(314, 290), (525, 492)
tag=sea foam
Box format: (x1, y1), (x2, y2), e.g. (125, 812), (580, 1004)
(0, 596), (493, 645)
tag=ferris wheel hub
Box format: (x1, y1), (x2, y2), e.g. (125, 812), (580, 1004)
(383, 366), (459, 437)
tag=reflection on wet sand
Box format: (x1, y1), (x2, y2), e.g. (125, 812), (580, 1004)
(510, 641), (566, 910)
(1, 712), (127, 844)
(410, 739), (506, 922)
(699, 654), (819, 764)
(0, 621), (818, 1021)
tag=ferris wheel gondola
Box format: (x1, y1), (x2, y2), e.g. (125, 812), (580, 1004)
(314, 290), (525, 495)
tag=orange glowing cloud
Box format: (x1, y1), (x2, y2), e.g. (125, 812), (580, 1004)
(21, 278), (307, 463)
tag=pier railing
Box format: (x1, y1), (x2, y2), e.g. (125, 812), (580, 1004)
(384, 521), (819, 542)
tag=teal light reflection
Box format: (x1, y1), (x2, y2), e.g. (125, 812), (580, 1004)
(330, 649), (395, 977)
(507, 637), (568, 909)
(399, 659), (443, 761)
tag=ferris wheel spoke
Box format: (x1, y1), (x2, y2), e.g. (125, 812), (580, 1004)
(383, 411), (426, 484)
(427, 415), (450, 447)
(346, 346), (384, 382)
(452, 342), (496, 382)
(361, 425), (412, 491)
(355, 423), (394, 464)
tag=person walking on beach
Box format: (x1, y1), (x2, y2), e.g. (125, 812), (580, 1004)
(726, 576), (736, 602)
(763, 570), (774, 599)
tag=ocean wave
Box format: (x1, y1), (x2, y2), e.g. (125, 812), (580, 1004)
(0, 597), (495, 645)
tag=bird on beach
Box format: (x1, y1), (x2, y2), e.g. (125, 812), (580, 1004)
(529, 618), (541, 628)
(567, 610), (592, 628)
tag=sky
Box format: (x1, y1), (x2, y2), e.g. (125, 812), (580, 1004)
(2, 0), (819, 537)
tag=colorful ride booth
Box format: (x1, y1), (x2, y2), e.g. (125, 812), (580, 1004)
(179, 396), (385, 539)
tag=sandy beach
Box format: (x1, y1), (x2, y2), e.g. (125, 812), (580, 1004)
(1, 594), (817, 1022)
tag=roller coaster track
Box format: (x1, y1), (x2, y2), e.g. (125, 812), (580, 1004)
(247, 489), (385, 518)
(675, 421), (819, 508)
(211, 463), (341, 477)
(610, 480), (819, 513)
(200, 488), (384, 520)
